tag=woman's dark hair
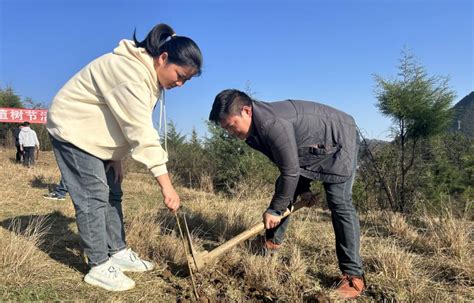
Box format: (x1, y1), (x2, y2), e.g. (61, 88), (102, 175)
(209, 89), (253, 123)
(133, 23), (202, 76)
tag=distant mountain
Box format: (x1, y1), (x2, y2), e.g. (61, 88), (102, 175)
(358, 138), (389, 156)
(450, 91), (474, 138)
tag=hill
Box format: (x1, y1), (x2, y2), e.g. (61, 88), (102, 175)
(450, 91), (474, 138)
(0, 149), (472, 302)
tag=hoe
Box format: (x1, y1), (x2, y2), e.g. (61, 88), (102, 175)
(175, 192), (318, 275)
(175, 193), (317, 299)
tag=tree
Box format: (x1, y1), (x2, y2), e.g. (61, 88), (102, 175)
(0, 86), (24, 147)
(204, 122), (248, 191)
(180, 128), (212, 189)
(373, 50), (455, 211)
(418, 133), (474, 213)
(204, 121), (278, 196)
(162, 120), (186, 150)
(161, 121), (186, 181)
(0, 86), (23, 108)
(189, 128), (200, 147)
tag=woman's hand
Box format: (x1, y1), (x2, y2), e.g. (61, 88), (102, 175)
(156, 173), (180, 212)
(161, 185), (180, 212)
(105, 160), (124, 183)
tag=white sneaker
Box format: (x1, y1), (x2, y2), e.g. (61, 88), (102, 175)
(110, 248), (154, 272)
(84, 260), (135, 291)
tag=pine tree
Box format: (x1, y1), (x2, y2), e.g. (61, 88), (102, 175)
(374, 50), (455, 211)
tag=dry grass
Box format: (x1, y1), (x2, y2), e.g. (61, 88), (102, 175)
(384, 211), (419, 242)
(419, 209), (472, 262)
(0, 148), (473, 302)
(0, 216), (51, 285)
(366, 240), (418, 281)
(417, 209), (474, 288)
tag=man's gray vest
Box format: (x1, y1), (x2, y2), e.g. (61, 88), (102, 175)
(245, 100), (358, 212)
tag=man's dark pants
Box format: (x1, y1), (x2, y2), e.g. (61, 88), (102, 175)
(266, 152), (363, 277)
(15, 145), (23, 162)
(23, 146), (35, 166)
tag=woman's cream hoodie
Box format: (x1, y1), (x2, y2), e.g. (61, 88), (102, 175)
(47, 39), (168, 177)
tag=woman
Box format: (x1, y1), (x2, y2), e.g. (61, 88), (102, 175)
(47, 23), (202, 291)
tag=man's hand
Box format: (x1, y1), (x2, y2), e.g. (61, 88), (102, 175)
(105, 160), (124, 183)
(263, 211), (281, 229)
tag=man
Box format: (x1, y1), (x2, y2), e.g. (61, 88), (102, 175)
(12, 124), (24, 163)
(19, 121), (40, 167)
(209, 89), (364, 299)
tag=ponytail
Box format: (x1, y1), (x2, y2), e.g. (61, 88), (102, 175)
(133, 23), (202, 76)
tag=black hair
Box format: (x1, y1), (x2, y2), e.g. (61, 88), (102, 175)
(23, 121), (30, 126)
(133, 23), (203, 76)
(209, 89), (253, 124)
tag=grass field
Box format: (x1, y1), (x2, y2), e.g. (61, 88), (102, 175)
(0, 148), (472, 302)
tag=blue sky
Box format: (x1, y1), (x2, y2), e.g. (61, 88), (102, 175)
(1, 0), (472, 140)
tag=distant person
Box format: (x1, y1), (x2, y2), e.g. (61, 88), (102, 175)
(19, 122), (39, 167)
(47, 23), (202, 291)
(209, 89), (365, 300)
(12, 124), (24, 163)
(43, 178), (68, 200)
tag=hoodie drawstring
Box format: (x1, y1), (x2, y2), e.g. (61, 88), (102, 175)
(157, 90), (167, 152)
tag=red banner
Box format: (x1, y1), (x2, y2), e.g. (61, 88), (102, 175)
(0, 108), (48, 124)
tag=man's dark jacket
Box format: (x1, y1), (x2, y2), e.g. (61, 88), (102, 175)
(12, 127), (21, 147)
(245, 100), (359, 213)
